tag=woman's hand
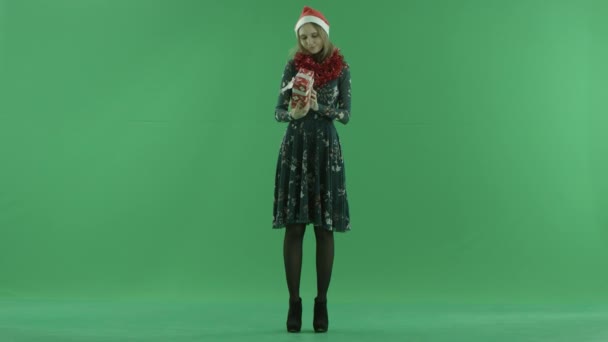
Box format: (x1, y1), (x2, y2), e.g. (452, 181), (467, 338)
(310, 89), (319, 111)
(289, 101), (310, 120)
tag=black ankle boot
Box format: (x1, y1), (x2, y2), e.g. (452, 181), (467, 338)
(286, 297), (302, 332)
(313, 297), (328, 332)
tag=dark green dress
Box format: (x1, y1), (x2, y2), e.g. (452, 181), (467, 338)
(272, 58), (351, 232)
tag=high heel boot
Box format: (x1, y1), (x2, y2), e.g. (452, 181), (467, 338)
(313, 297), (328, 332)
(286, 297), (302, 332)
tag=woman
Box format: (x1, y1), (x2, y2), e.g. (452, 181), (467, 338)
(272, 6), (351, 333)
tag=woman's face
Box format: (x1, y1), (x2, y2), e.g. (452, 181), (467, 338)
(298, 23), (323, 54)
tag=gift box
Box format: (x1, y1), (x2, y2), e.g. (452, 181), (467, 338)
(290, 68), (315, 108)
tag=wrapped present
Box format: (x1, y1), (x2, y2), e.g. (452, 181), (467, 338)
(290, 68), (315, 108)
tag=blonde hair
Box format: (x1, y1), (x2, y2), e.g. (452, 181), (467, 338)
(290, 23), (336, 62)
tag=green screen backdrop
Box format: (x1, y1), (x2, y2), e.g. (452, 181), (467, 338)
(1, 0), (607, 307)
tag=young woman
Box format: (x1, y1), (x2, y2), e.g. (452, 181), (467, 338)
(272, 6), (352, 333)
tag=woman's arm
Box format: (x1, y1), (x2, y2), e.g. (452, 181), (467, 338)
(275, 60), (296, 122)
(317, 65), (351, 125)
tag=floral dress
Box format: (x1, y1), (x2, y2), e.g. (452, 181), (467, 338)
(272, 56), (351, 232)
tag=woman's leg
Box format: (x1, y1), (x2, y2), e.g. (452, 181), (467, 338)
(313, 226), (334, 301)
(312, 225), (333, 332)
(284, 223), (306, 301)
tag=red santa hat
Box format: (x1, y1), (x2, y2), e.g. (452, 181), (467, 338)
(294, 6), (330, 37)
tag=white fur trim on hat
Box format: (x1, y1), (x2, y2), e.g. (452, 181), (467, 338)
(294, 16), (330, 36)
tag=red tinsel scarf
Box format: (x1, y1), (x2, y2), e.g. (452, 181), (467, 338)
(294, 49), (346, 89)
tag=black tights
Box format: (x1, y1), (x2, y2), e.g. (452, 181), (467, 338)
(283, 224), (334, 302)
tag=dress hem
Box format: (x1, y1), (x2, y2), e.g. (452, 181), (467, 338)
(272, 221), (351, 233)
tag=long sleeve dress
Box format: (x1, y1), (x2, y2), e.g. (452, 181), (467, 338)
(272, 57), (351, 232)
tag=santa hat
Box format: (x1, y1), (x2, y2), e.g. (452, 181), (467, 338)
(294, 6), (330, 37)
